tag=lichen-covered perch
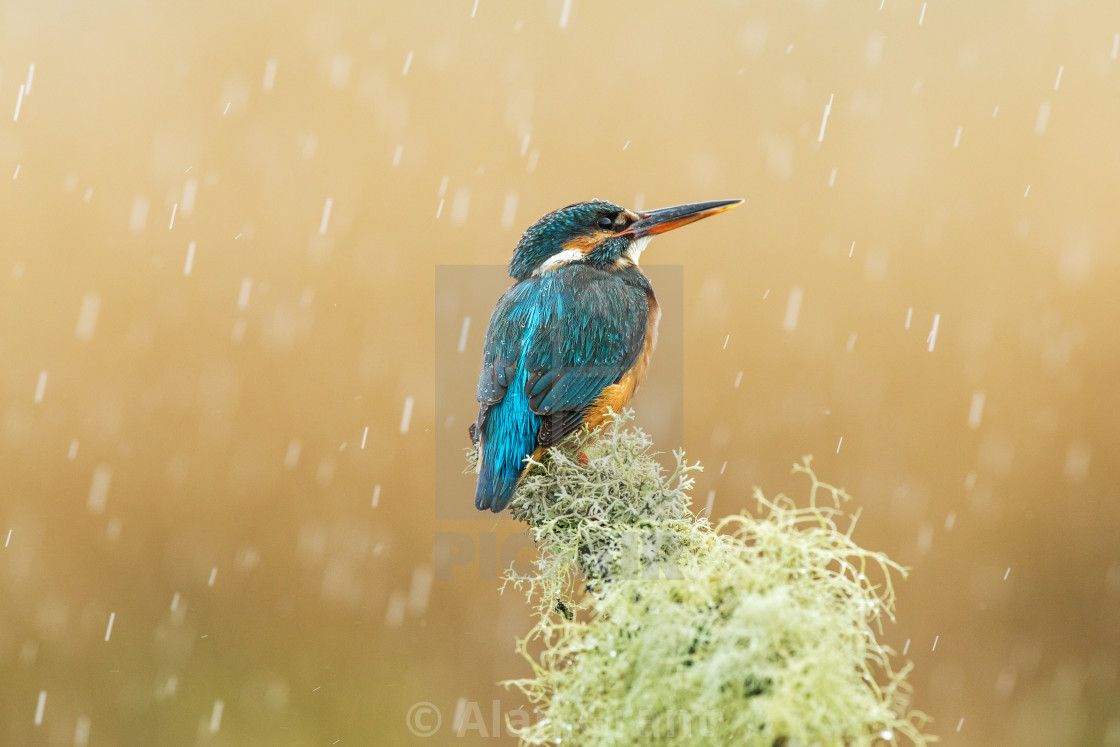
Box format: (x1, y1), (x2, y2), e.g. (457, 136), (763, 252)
(473, 411), (934, 746)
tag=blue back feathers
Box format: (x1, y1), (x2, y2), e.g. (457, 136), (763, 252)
(473, 264), (651, 512)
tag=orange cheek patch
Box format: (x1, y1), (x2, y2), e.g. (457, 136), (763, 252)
(562, 231), (609, 255)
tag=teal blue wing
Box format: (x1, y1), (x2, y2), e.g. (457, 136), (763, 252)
(471, 268), (648, 512)
(524, 269), (648, 447)
(473, 280), (545, 511)
(474, 280), (541, 431)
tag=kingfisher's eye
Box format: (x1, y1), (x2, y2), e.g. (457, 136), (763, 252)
(596, 216), (614, 229)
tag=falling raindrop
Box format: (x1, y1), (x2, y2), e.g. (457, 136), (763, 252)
(129, 195), (149, 234)
(74, 715), (91, 747)
(262, 58), (277, 91)
(926, 313), (940, 351)
(34, 690), (46, 726)
(88, 465), (112, 514)
(13, 84), (26, 120)
(181, 178), (197, 215)
(284, 440), (302, 468)
(458, 317), (471, 353)
(967, 390), (986, 429)
(75, 292), (101, 341)
(319, 198), (333, 234)
(385, 591), (407, 627)
(184, 242), (196, 275)
(34, 370), (48, 403)
(817, 94), (833, 142)
(865, 35), (886, 67)
(782, 287), (803, 333)
(237, 277), (252, 309)
(209, 700), (224, 733)
(409, 565), (434, 615)
(400, 397), (415, 434)
(1064, 441), (1091, 484)
(1035, 102), (1051, 134)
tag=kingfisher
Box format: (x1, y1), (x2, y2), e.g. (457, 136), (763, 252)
(470, 197), (742, 512)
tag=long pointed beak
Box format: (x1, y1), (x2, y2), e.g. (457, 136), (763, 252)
(624, 198), (743, 238)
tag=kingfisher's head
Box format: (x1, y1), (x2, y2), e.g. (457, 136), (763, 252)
(508, 198), (743, 280)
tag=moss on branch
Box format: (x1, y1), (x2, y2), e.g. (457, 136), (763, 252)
(476, 411), (934, 746)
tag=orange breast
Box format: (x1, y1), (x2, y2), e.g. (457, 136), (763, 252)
(583, 290), (661, 432)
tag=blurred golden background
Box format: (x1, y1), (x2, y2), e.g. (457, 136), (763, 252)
(2, 0), (1119, 744)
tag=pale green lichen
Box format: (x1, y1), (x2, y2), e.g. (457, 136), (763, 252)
(487, 412), (934, 746)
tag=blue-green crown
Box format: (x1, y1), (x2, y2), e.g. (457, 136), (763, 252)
(509, 199), (626, 280)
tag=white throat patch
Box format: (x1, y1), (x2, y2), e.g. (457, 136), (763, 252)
(534, 248), (585, 276)
(625, 236), (652, 265)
